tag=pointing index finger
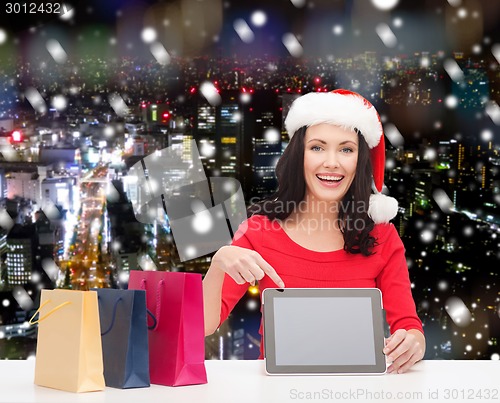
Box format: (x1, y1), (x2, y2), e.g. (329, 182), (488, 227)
(255, 254), (284, 288)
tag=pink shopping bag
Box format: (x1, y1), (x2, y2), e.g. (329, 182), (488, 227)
(128, 270), (207, 386)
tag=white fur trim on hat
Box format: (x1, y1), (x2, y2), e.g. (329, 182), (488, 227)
(285, 92), (383, 149)
(368, 193), (398, 224)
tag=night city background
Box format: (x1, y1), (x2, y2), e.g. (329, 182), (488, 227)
(0, 0), (500, 361)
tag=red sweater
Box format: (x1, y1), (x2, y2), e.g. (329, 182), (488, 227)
(219, 215), (423, 359)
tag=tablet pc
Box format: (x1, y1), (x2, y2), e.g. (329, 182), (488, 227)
(262, 288), (386, 375)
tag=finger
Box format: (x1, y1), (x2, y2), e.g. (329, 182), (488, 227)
(383, 330), (406, 355)
(395, 354), (420, 374)
(249, 264), (265, 281)
(230, 271), (246, 285)
(386, 339), (411, 363)
(238, 268), (256, 284)
(255, 254), (284, 287)
(389, 349), (412, 371)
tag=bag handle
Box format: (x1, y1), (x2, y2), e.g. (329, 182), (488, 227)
(141, 278), (164, 331)
(28, 300), (72, 325)
(99, 296), (123, 336)
(146, 309), (157, 330)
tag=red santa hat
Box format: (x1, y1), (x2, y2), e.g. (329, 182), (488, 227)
(284, 89), (398, 224)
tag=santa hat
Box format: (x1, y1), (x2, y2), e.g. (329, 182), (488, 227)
(284, 89), (398, 224)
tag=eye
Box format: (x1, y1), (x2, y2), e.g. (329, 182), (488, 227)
(310, 145), (323, 152)
(340, 147), (354, 153)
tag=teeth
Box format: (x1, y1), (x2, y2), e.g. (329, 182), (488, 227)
(317, 175), (342, 181)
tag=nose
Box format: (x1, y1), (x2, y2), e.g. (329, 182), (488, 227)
(322, 152), (339, 168)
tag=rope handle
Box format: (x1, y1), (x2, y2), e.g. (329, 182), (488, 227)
(99, 296), (123, 336)
(29, 300), (72, 325)
(140, 278), (164, 331)
(146, 309), (157, 330)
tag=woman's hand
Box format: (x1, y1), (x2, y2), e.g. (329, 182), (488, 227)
(384, 329), (426, 374)
(212, 245), (285, 288)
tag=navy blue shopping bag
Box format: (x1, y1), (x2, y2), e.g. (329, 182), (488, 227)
(94, 288), (150, 389)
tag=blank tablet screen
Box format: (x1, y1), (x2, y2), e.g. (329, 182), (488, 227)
(263, 288), (386, 374)
(274, 297), (375, 365)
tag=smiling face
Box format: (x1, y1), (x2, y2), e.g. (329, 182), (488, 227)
(303, 123), (359, 204)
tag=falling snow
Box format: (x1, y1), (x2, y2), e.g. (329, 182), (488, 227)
(443, 59), (464, 81)
(384, 123), (404, 147)
(282, 33), (303, 57)
(46, 39), (68, 64)
(190, 199), (213, 234)
(141, 27), (157, 44)
(25, 87), (47, 114)
(251, 11), (267, 27)
(0, 29), (7, 45)
(41, 258), (59, 281)
(234, 19), (254, 44)
(485, 101), (500, 125)
(51, 94), (67, 111)
(200, 81), (222, 106)
(371, 0), (399, 11)
(433, 189), (454, 213)
(445, 296), (472, 327)
(108, 92), (129, 116)
(12, 286), (33, 311)
(375, 23), (397, 48)
(332, 25), (343, 36)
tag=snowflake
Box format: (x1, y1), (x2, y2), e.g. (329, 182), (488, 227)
(59, 3), (75, 20)
(444, 59), (464, 81)
(46, 39), (68, 64)
(445, 296), (472, 327)
(12, 286), (33, 310)
(108, 93), (129, 117)
(332, 25), (343, 36)
(375, 23), (397, 48)
(251, 10), (267, 27)
(234, 19), (254, 44)
(384, 123), (404, 147)
(184, 245), (197, 258)
(445, 95), (459, 109)
(52, 94), (67, 111)
(141, 27), (157, 44)
(150, 42), (171, 66)
(282, 33), (303, 57)
(480, 129), (493, 141)
(25, 87), (47, 114)
(190, 199), (213, 235)
(290, 0), (306, 8)
(41, 258), (59, 281)
(0, 29), (7, 45)
(200, 81), (222, 106)
(420, 229), (434, 243)
(485, 102), (500, 125)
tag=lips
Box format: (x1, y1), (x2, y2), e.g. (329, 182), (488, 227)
(316, 174), (344, 183)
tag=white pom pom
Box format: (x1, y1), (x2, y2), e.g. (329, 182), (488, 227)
(368, 193), (398, 223)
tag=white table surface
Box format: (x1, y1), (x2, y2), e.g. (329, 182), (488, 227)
(1, 360), (499, 403)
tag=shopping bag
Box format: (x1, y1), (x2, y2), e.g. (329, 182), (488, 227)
(128, 270), (207, 386)
(94, 288), (150, 389)
(29, 289), (105, 393)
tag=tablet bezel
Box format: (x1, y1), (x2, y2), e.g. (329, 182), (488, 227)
(262, 288), (387, 375)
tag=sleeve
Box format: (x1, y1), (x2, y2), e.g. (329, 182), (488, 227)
(375, 224), (424, 335)
(218, 217), (261, 327)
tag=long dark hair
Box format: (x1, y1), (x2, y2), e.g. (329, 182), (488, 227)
(248, 126), (376, 256)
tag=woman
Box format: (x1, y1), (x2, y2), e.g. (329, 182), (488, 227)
(203, 89), (425, 374)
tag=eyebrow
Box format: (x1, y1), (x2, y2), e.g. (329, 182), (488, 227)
(306, 139), (358, 146)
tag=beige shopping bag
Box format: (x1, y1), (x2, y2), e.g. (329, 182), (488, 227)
(30, 289), (105, 393)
